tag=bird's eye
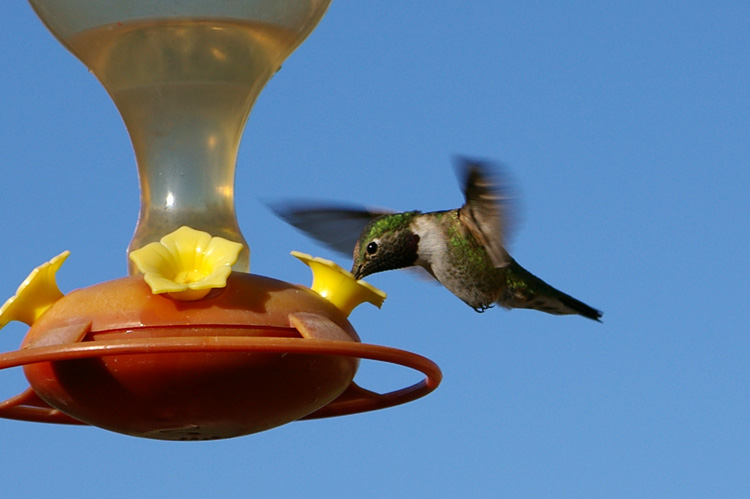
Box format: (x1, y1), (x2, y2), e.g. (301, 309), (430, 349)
(366, 241), (378, 255)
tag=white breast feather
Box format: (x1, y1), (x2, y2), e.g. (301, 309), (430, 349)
(412, 217), (448, 277)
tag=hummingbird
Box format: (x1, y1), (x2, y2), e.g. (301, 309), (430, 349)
(271, 158), (602, 321)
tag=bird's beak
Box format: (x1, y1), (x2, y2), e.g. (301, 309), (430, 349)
(351, 263), (363, 280)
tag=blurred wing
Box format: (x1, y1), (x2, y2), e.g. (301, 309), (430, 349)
(268, 201), (393, 256)
(455, 157), (515, 268)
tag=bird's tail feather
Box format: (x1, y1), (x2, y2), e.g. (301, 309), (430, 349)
(501, 262), (603, 322)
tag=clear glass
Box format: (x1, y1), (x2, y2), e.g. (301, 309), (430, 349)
(27, 0), (333, 273)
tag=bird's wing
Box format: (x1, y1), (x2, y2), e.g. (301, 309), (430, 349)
(268, 201), (393, 257)
(456, 157), (514, 268)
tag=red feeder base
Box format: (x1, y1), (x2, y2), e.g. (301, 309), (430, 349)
(0, 273), (441, 440)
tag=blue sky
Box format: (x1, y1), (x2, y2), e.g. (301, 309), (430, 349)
(1, 1), (749, 496)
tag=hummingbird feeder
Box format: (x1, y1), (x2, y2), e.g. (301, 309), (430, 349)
(0, 0), (441, 440)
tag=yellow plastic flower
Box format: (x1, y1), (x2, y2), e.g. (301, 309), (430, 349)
(0, 251), (69, 328)
(129, 226), (244, 301)
(292, 251), (386, 317)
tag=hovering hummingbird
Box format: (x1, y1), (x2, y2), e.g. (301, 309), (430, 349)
(271, 158), (602, 321)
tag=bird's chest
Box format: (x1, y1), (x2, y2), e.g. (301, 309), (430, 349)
(414, 222), (500, 308)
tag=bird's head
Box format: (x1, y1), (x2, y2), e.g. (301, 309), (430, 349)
(351, 212), (421, 280)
